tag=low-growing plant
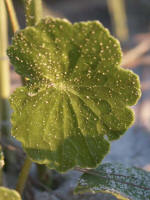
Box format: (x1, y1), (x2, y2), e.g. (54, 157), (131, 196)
(0, 0), (150, 200)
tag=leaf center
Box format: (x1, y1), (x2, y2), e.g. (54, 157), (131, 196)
(54, 82), (68, 91)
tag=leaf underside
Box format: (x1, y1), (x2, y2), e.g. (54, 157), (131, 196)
(75, 163), (150, 200)
(0, 187), (21, 200)
(8, 17), (141, 172)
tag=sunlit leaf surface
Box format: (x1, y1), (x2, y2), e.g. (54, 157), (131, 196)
(0, 187), (21, 200)
(8, 18), (141, 172)
(75, 163), (150, 200)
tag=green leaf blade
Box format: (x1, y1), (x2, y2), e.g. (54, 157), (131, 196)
(10, 87), (110, 171)
(8, 17), (141, 172)
(75, 163), (150, 200)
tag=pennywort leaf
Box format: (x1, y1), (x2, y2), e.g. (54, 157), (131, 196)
(75, 163), (150, 200)
(8, 17), (141, 172)
(0, 187), (21, 200)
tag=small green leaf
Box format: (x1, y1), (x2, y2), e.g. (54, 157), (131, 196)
(0, 187), (21, 200)
(75, 163), (150, 200)
(8, 17), (141, 172)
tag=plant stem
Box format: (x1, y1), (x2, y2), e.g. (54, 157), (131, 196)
(16, 156), (32, 195)
(0, 0), (12, 178)
(107, 0), (128, 41)
(0, 0), (10, 138)
(25, 0), (43, 26)
(0, 0), (10, 102)
(5, 0), (20, 33)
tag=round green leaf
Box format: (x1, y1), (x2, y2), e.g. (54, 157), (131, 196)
(8, 17), (141, 172)
(0, 187), (21, 200)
